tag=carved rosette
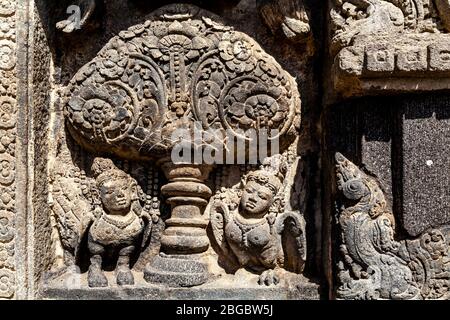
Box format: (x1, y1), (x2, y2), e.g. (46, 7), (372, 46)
(0, 0), (16, 300)
(63, 4), (300, 159)
(335, 153), (449, 300)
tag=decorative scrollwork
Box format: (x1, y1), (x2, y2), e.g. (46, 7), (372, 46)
(0, 97), (16, 129)
(0, 269), (14, 298)
(63, 4), (300, 159)
(0, 1), (15, 17)
(0, 39), (15, 70)
(0, 211), (14, 243)
(0, 154), (15, 186)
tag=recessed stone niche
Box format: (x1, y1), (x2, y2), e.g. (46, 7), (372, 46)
(0, 0), (448, 300)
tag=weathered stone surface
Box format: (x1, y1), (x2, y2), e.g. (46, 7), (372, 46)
(401, 95), (450, 236)
(34, 2), (312, 299)
(2, 0), (449, 301)
(41, 270), (320, 300)
(328, 1), (450, 100)
(334, 153), (450, 300)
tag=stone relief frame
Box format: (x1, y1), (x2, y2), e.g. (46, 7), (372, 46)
(28, 2), (320, 300)
(1, 0), (449, 301)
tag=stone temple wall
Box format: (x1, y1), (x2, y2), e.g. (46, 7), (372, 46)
(0, 0), (448, 300)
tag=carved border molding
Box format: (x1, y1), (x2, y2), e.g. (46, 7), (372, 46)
(334, 153), (449, 300)
(329, 0), (450, 99)
(0, 0), (18, 300)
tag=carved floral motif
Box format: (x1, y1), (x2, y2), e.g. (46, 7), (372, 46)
(0, 40), (15, 71)
(63, 5), (300, 158)
(0, 154), (15, 186)
(0, 269), (14, 298)
(0, 1), (15, 17)
(335, 153), (449, 300)
(0, 0), (16, 299)
(0, 97), (16, 129)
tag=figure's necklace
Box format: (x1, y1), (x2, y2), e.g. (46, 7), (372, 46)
(232, 214), (267, 247)
(101, 211), (137, 229)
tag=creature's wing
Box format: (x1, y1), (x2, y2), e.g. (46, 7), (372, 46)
(209, 199), (230, 254)
(52, 177), (92, 254)
(275, 211), (307, 273)
(208, 199), (242, 271)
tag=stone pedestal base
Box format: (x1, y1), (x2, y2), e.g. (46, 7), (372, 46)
(144, 254), (209, 287)
(40, 271), (320, 300)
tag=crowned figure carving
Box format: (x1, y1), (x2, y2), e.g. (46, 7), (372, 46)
(51, 155), (158, 287)
(210, 152), (306, 285)
(49, 3), (302, 289)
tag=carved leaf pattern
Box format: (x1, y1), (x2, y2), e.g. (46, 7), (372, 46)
(63, 5), (300, 159)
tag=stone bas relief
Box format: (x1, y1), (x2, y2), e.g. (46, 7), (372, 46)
(51, 156), (160, 287)
(41, 4), (313, 298)
(335, 153), (450, 300)
(63, 5), (300, 158)
(3, 0), (450, 301)
(329, 0), (450, 97)
(210, 151), (306, 286)
(0, 0), (18, 299)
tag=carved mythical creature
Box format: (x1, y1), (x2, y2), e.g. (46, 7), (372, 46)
(52, 157), (155, 287)
(51, 155), (93, 275)
(210, 155), (306, 286)
(87, 158), (149, 287)
(335, 152), (450, 300)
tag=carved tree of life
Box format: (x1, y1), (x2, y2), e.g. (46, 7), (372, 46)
(63, 4), (300, 287)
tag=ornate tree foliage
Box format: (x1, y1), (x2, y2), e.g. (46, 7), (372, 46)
(63, 4), (300, 159)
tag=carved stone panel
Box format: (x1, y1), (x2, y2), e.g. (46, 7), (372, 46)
(0, 0), (18, 300)
(35, 3), (319, 300)
(334, 153), (449, 300)
(4, 0), (450, 302)
(328, 0), (450, 99)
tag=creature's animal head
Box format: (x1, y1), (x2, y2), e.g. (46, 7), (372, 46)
(335, 153), (387, 219)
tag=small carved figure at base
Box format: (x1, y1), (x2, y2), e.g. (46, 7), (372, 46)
(210, 154), (306, 285)
(52, 156), (154, 288)
(86, 158), (147, 287)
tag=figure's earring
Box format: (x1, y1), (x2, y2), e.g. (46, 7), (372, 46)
(130, 181), (139, 201)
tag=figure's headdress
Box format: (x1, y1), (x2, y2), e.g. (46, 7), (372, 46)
(246, 154), (287, 195)
(91, 157), (130, 187)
